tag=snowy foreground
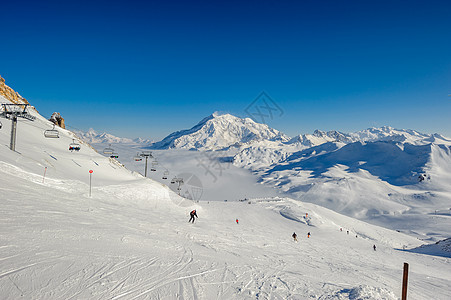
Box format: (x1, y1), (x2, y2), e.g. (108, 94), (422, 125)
(1, 105), (450, 299)
(1, 167), (451, 299)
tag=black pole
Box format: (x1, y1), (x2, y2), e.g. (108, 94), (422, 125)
(144, 156), (148, 177)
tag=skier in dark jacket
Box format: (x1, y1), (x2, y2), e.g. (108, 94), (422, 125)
(292, 232), (298, 242)
(189, 210), (198, 223)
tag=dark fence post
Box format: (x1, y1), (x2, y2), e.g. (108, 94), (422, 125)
(402, 262), (409, 300)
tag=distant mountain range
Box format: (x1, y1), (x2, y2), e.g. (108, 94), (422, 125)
(77, 112), (451, 192)
(148, 112), (450, 151)
(75, 128), (153, 145)
(77, 112), (451, 151)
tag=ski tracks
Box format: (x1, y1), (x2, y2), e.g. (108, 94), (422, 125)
(110, 246), (204, 300)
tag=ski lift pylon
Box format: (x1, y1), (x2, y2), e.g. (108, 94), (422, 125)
(69, 139), (81, 152)
(44, 124), (60, 138)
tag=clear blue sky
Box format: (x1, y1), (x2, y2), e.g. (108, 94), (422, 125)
(1, 0), (450, 140)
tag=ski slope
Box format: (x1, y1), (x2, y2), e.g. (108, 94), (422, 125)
(1, 100), (451, 299)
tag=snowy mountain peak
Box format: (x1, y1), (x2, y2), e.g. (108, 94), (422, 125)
(151, 112), (289, 150)
(350, 126), (435, 145)
(76, 128), (150, 144)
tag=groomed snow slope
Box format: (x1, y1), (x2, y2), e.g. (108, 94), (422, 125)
(1, 99), (451, 299)
(1, 165), (451, 299)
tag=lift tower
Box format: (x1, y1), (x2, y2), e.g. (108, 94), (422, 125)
(140, 151), (153, 177)
(0, 104), (36, 151)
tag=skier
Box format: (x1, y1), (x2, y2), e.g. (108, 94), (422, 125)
(292, 232), (298, 242)
(340, 228), (343, 232)
(189, 209), (198, 223)
(307, 232), (310, 238)
(236, 218), (239, 224)
(347, 230), (349, 235)
(373, 245), (376, 251)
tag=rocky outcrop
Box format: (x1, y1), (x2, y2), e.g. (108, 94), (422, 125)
(0, 75), (67, 128)
(49, 112), (65, 129)
(0, 75), (29, 105)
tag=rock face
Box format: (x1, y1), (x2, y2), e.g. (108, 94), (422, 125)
(0, 75), (67, 128)
(0, 75), (30, 105)
(49, 112), (65, 129)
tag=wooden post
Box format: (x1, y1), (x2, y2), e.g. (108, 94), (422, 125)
(402, 262), (409, 300)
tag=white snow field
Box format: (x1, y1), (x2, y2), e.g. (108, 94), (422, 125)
(1, 102), (451, 299)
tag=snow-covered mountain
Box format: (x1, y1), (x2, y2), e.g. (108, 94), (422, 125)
(287, 126), (451, 148)
(350, 126), (451, 145)
(150, 112), (289, 150)
(76, 128), (152, 145)
(287, 129), (356, 147)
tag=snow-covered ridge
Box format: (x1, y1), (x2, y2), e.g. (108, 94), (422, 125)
(287, 126), (451, 148)
(149, 112), (450, 151)
(75, 128), (152, 145)
(77, 112), (450, 152)
(150, 112), (289, 150)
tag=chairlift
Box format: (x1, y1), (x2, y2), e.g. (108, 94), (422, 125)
(103, 144), (114, 154)
(110, 153), (119, 159)
(150, 161), (157, 172)
(162, 170), (169, 180)
(69, 139), (81, 152)
(44, 124), (60, 138)
(134, 153), (143, 161)
(170, 177), (176, 184)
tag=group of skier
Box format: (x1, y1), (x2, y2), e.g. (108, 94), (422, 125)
(188, 209), (240, 225)
(292, 232), (311, 242)
(188, 210), (377, 251)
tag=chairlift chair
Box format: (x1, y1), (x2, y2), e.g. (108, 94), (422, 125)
(103, 144), (114, 154)
(162, 170), (169, 180)
(110, 153), (119, 159)
(170, 177), (176, 184)
(44, 124), (60, 138)
(134, 153), (143, 161)
(150, 161), (157, 172)
(69, 139), (81, 152)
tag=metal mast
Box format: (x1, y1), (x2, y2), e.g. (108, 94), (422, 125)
(0, 104), (36, 151)
(140, 151), (153, 177)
